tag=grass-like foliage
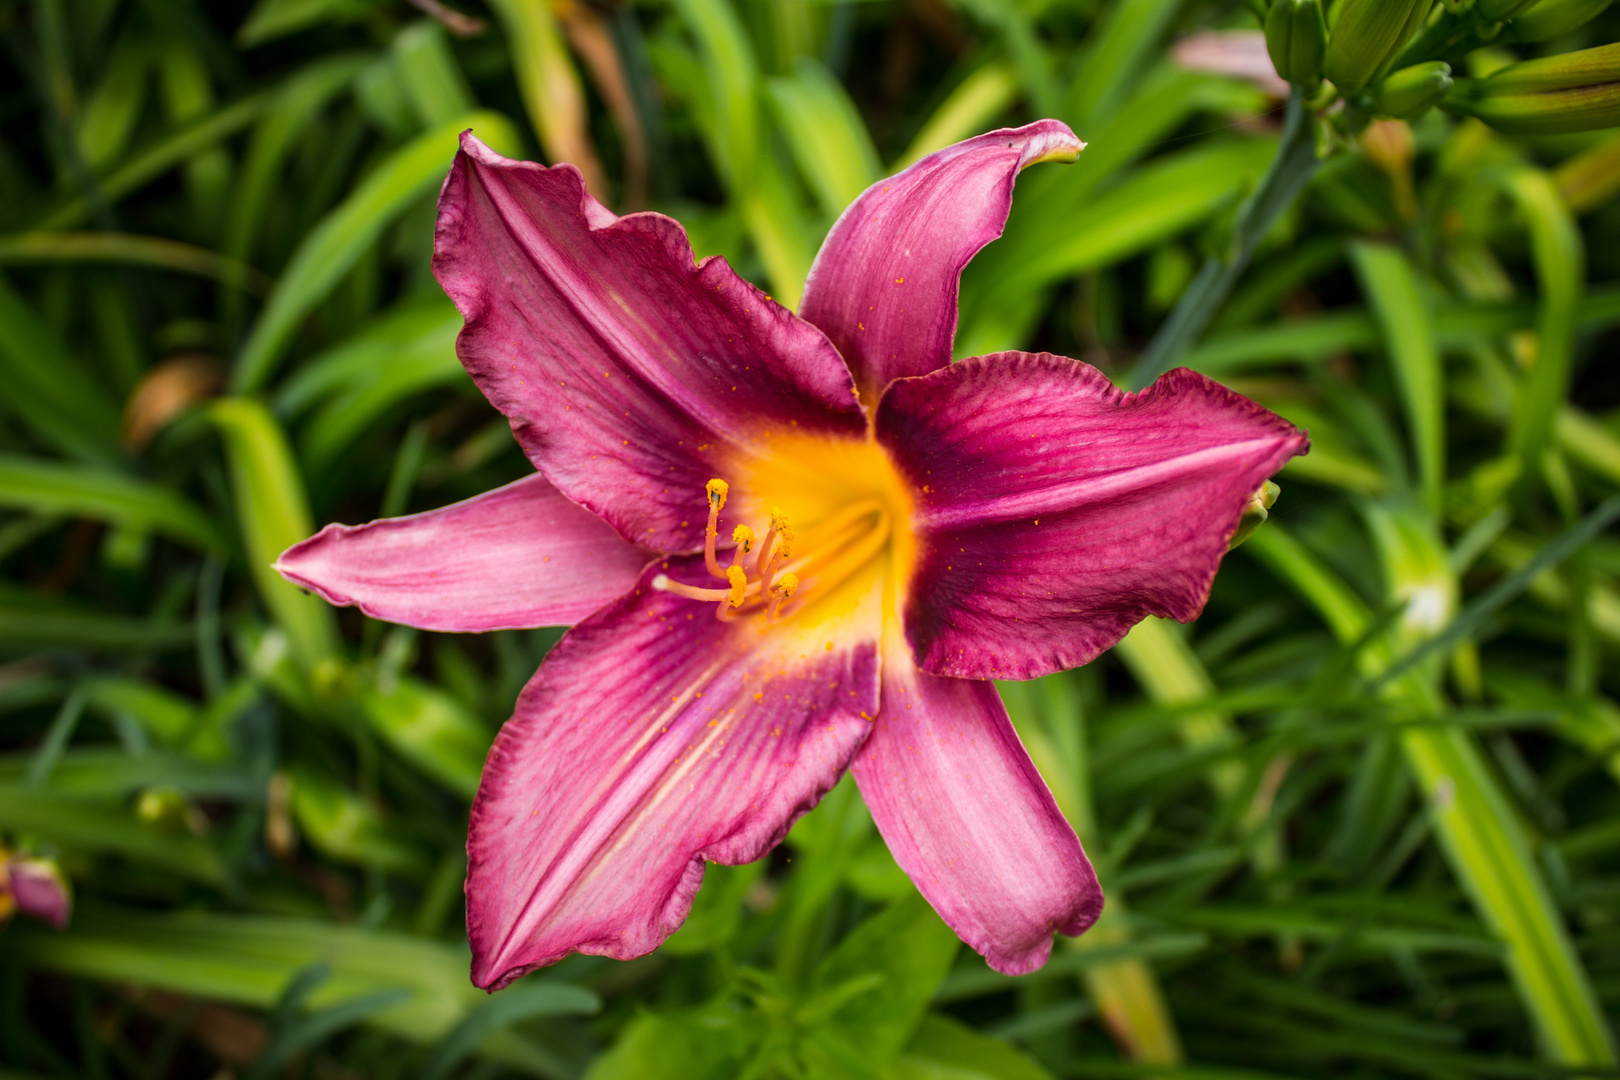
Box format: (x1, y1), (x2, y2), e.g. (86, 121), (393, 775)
(1, 0), (1618, 1077)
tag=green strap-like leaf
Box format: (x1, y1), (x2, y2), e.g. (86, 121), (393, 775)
(1504, 168), (1585, 489)
(1350, 242), (1444, 515)
(0, 454), (226, 551)
(419, 980), (600, 1080)
(0, 782), (226, 884)
(36, 92), (272, 231)
(767, 58), (882, 218)
(0, 277), (122, 466)
(1251, 520), (1616, 1067)
(208, 398), (338, 671)
(231, 109), (522, 393)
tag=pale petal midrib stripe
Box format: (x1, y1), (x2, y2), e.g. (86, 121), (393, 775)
(918, 438), (1278, 531)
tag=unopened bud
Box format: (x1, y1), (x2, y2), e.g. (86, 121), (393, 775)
(1375, 61), (1454, 118)
(1450, 43), (1620, 134)
(1455, 84), (1620, 133)
(1508, 0), (1614, 43)
(1479, 41), (1620, 94)
(1265, 0), (1328, 88)
(1323, 0), (1436, 98)
(1229, 480), (1281, 551)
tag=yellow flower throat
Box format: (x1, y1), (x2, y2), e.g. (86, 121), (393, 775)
(652, 435), (915, 635)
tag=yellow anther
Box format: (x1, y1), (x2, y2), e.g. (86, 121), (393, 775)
(769, 505), (786, 530)
(726, 565), (748, 607)
(775, 525), (796, 561)
(732, 524), (755, 553)
(706, 478), (729, 509)
(775, 572), (799, 599)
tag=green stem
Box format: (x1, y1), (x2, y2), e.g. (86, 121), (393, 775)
(1127, 88), (1320, 391)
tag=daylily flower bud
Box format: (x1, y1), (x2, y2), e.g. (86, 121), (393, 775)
(1265, 0), (1328, 88)
(1449, 42), (1620, 133)
(1457, 83), (1620, 133)
(1478, 41), (1620, 94)
(1323, 0), (1436, 98)
(1229, 480), (1281, 551)
(1508, 0), (1614, 42)
(1374, 61), (1454, 119)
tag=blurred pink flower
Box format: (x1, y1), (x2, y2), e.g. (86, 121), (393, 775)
(1175, 30), (1291, 98)
(1, 848), (71, 930)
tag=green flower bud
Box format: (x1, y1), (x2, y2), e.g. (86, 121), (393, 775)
(1508, 0), (1614, 43)
(1228, 481), (1281, 551)
(1455, 82), (1620, 133)
(1374, 61), (1454, 118)
(1480, 41), (1620, 94)
(1450, 42), (1620, 133)
(1324, 0), (1436, 98)
(1266, 0), (1328, 87)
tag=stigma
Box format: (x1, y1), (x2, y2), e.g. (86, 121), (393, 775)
(652, 478), (890, 626)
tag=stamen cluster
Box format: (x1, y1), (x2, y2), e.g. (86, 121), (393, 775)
(651, 478), (888, 626)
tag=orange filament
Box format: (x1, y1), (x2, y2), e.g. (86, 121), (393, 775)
(754, 507), (783, 580)
(652, 574), (761, 603)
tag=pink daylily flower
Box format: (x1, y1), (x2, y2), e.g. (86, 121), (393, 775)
(276, 121), (1307, 990)
(1, 848), (72, 930)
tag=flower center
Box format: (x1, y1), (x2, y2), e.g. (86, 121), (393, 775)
(651, 436), (914, 632)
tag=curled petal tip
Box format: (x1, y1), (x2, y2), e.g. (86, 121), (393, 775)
(1023, 131), (1086, 168)
(1007, 119), (1085, 169)
(1027, 141), (1084, 167)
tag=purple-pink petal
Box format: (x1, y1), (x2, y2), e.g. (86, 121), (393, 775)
(274, 474), (650, 632)
(798, 121), (1083, 405)
(465, 557), (879, 989)
(433, 133), (866, 555)
(852, 644), (1100, 975)
(876, 354), (1308, 681)
(9, 858), (71, 930)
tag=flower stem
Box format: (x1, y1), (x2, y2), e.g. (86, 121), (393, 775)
(1126, 88), (1321, 391)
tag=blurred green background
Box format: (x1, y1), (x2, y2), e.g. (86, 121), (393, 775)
(1, 0), (1619, 1077)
